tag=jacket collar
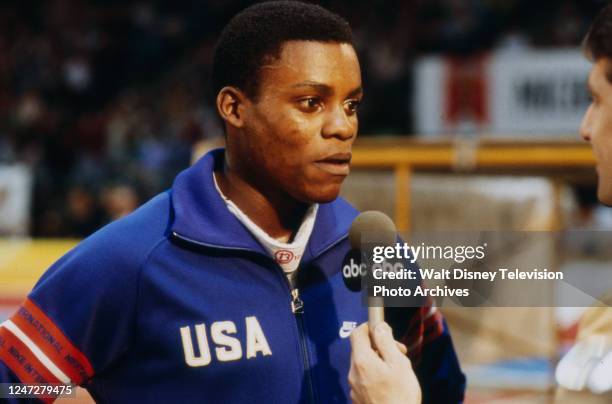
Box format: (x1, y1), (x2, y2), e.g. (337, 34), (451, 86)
(170, 148), (358, 259)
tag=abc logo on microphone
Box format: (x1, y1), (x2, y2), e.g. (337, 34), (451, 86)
(341, 249), (403, 294)
(341, 249), (367, 292)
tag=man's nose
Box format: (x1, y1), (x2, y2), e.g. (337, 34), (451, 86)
(322, 106), (355, 141)
(580, 105), (593, 141)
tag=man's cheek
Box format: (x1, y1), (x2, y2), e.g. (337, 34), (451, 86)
(599, 176), (612, 206)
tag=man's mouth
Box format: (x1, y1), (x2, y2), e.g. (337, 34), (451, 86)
(314, 153), (352, 176)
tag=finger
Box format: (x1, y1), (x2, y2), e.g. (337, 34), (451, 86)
(350, 389), (361, 404)
(350, 323), (378, 362)
(348, 355), (361, 383)
(396, 341), (408, 355)
(371, 322), (403, 364)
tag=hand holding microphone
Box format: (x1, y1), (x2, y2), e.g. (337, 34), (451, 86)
(349, 322), (422, 404)
(346, 211), (421, 404)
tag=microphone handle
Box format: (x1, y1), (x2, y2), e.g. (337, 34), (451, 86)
(368, 297), (384, 329)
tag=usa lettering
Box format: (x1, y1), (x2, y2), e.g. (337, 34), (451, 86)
(180, 316), (272, 367)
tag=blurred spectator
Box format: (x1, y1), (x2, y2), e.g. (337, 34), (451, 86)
(101, 184), (140, 221)
(65, 185), (103, 238)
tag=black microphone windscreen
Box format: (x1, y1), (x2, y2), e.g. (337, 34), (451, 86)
(348, 210), (397, 250)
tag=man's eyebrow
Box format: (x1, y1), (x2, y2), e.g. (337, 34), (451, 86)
(290, 81), (333, 96)
(290, 81), (363, 99)
(347, 86), (363, 98)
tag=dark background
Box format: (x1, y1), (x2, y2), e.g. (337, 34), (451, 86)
(0, 0), (605, 237)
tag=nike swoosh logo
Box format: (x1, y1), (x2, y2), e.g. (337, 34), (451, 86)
(339, 322), (357, 338)
(339, 328), (353, 338)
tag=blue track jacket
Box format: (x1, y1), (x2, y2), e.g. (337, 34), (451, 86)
(0, 149), (465, 403)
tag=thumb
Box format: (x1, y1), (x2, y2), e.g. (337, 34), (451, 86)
(396, 341), (408, 355)
(371, 322), (403, 364)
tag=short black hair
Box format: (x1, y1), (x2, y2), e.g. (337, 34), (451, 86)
(584, 4), (612, 63)
(211, 1), (353, 100)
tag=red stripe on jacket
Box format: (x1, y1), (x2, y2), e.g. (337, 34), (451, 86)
(8, 298), (94, 384)
(0, 326), (59, 403)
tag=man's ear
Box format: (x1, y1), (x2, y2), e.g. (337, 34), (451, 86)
(216, 86), (249, 129)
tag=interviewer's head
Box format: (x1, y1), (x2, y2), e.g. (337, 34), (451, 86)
(582, 4), (612, 205)
(212, 1), (362, 204)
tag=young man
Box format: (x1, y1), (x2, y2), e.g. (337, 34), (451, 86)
(0, 2), (465, 403)
(555, 4), (612, 400)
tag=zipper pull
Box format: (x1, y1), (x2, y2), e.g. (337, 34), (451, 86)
(291, 288), (304, 314)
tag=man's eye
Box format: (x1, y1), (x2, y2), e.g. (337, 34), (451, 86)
(298, 97), (322, 110)
(345, 99), (361, 114)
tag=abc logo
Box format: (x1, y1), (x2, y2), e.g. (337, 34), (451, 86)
(343, 258), (367, 279)
(372, 260), (404, 273)
(341, 250), (366, 292)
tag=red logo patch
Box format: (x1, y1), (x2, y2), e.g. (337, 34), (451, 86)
(275, 250), (294, 264)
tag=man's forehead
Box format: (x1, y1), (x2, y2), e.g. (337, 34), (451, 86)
(267, 40), (356, 66)
(587, 63), (602, 95)
(278, 39), (355, 55)
(590, 59), (612, 89)
(258, 41), (361, 90)
(587, 66), (596, 93)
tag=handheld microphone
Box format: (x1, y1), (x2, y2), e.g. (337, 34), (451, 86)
(346, 211), (398, 330)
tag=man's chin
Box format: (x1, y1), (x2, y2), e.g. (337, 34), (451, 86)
(300, 185), (341, 204)
(312, 194), (339, 204)
(597, 187), (612, 206)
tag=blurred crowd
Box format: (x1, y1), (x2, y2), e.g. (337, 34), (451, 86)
(0, 0), (606, 237)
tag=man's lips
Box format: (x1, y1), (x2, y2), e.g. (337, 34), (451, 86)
(314, 153), (352, 176)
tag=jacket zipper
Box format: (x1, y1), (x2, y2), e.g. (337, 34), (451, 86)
(290, 288), (316, 404)
(170, 231), (318, 403)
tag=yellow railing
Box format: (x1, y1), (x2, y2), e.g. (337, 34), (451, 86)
(352, 138), (596, 231)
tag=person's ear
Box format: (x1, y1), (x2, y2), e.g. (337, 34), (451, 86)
(216, 87), (249, 129)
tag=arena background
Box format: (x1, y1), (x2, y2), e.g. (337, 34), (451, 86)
(1, 0), (610, 402)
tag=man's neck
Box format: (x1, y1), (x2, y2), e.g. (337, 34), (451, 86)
(214, 167), (308, 242)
